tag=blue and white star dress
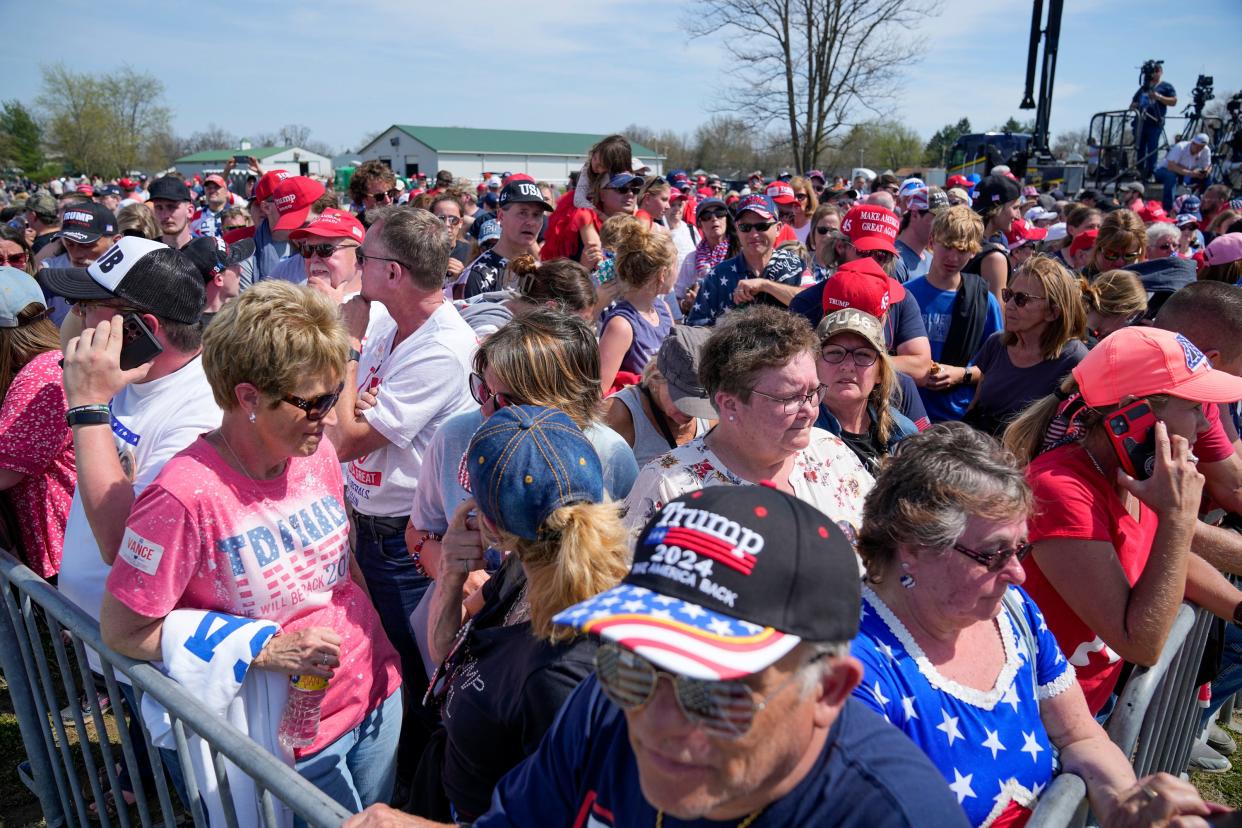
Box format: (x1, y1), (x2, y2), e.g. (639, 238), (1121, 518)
(851, 585), (1076, 828)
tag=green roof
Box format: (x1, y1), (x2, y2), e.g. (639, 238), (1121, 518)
(174, 146), (291, 163)
(389, 126), (661, 158)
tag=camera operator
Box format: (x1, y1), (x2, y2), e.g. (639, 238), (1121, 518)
(1155, 133), (1213, 212)
(1131, 60), (1177, 179)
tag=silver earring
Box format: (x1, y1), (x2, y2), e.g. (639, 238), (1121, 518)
(248, 411), (256, 423)
(728, 415), (736, 422)
(900, 573), (916, 589)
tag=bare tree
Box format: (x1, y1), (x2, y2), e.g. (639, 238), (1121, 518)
(1051, 127), (1089, 160)
(688, 0), (939, 174)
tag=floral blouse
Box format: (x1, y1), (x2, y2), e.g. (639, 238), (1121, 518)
(621, 428), (873, 544)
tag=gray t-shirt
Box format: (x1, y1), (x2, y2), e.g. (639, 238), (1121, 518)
(967, 333), (1088, 436)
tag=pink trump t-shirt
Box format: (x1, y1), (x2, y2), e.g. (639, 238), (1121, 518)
(107, 435), (401, 756)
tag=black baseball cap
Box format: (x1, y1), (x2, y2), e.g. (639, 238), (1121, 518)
(147, 176), (192, 203)
(95, 184), (122, 198)
(553, 485), (861, 680)
(972, 174), (1021, 214)
(37, 237), (205, 324)
(180, 236), (256, 282)
(498, 180), (552, 212)
(59, 203), (118, 244)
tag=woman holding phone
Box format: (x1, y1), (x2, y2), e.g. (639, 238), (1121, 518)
(1003, 326), (1242, 716)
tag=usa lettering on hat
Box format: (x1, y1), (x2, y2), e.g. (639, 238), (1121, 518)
(87, 237), (167, 292)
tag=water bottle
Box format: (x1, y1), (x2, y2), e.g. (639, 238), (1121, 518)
(278, 674), (328, 750)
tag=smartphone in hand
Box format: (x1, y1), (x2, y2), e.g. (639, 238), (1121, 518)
(119, 312), (163, 371)
(1105, 398), (1158, 480)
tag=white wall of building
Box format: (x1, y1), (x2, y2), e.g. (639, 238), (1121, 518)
(356, 126), (663, 185)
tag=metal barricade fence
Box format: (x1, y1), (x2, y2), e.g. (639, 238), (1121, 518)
(1107, 602), (1214, 777)
(1026, 602), (1211, 827)
(1025, 772), (1088, 828)
(0, 550), (352, 828)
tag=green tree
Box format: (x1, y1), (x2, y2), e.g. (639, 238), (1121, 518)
(36, 63), (170, 176)
(923, 117), (971, 168)
(994, 116), (1037, 134)
(0, 101), (44, 172)
(870, 122), (925, 170)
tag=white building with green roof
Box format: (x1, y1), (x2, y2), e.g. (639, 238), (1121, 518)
(173, 145), (333, 182)
(357, 125), (663, 184)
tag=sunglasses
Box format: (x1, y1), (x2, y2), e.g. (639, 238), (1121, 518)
(367, 189), (399, 203)
(608, 185), (643, 196)
(698, 208), (729, 221)
(821, 344), (879, 367)
(280, 381), (344, 421)
(1001, 288), (1047, 308)
(814, 226), (835, 235)
(299, 242), (358, 259)
(777, 212), (796, 223)
(469, 372), (523, 409)
(794, 192), (810, 202)
(595, 643), (826, 739)
(1101, 248), (1141, 263)
(952, 540), (1033, 572)
(435, 215), (462, 227)
(0, 251), (29, 267)
(737, 220), (776, 234)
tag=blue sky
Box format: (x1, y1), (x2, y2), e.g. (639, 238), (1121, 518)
(2, 0), (1239, 156)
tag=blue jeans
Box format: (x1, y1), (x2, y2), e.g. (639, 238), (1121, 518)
(296, 690), (402, 823)
(1202, 623), (1242, 728)
(1155, 167), (1181, 212)
(353, 517), (429, 679)
(1135, 116), (1163, 178)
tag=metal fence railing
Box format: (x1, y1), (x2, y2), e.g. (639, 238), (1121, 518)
(1107, 602), (1214, 777)
(1025, 772), (1088, 828)
(1025, 602), (1212, 826)
(0, 550), (351, 828)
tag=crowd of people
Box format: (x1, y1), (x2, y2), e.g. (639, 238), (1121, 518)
(4, 131), (1242, 827)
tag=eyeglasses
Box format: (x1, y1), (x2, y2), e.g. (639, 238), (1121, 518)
(1101, 248), (1141, 263)
(594, 643), (826, 739)
(357, 249), (407, 270)
(435, 215), (462, 227)
(794, 192), (810, 202)
(952, 540), (1033, 572)
(367, 189), (398, 204)
(699, 208), (729, 221)
(0, 251), (28, 267)
(750, 382), (828, 414)
(1001, 288), (1047, 308)
(71, 300), (137, 318)
(469, 372), (523, 409)
(280, 382), (344, 421)
(737, 220), (776, 234)
(299, 242), (358, 259)
(821, 344), (880, 367)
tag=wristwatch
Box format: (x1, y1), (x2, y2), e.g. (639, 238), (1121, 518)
(962, 367), (976, 386)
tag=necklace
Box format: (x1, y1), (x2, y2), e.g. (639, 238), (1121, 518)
(655, 807), (764, 828)
(1081, 444), (1107, 478)
(216, 428), (259, 481)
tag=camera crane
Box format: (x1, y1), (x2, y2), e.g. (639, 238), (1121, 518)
(1018, 0), (1063, 162)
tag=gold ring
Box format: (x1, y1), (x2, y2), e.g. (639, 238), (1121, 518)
(1140, 785), (1158, 801)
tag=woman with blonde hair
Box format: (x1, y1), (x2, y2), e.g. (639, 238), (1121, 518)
(964, 255), (1088, 436)
(787, 175), (820, 244)
(418, 405), (630, 822)
(117, 203), (160, 240)
(598, 221), (676, 391)
(1081, 269), (1147, 344)
(408, 309), (637, 589)
(636, 176), (672, 233)
(1003, 325), (1242, 716)
(1086, 209), (1147, 276)
(101, 281), (403, 814)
